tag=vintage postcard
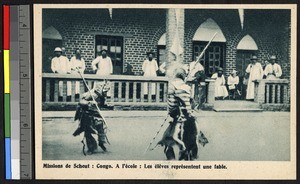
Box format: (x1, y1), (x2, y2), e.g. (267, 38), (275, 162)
(34, 4), (297, 179)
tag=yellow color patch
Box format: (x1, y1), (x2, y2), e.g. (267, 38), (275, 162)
(4, 50), (10, 94)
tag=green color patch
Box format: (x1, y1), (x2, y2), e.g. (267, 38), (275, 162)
(4, 94), (11, 137)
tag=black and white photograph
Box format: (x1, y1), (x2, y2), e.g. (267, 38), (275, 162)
(34, 4), (296, 179)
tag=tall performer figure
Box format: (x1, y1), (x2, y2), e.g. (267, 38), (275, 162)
(185, 32), (217, 109)
(72, 82), (110, 155)
(158, 67), (199, 160)
(186, 60), (205, 109)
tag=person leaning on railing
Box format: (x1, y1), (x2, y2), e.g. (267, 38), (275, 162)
(91, 49), (113, 97)
(51, 47), (72, 102)
(264, 55), (282, 79)
(91, 49), (113, 76)
(70, 49), (86, 100)
(142, 51), (158, 101)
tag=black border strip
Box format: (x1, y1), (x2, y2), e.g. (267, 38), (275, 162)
(0, 3), (5, 183)
(30, 3), (35, 181)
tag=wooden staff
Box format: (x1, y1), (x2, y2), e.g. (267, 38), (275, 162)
(75, 67), (110, 145)
(186, 32), (218, 81)
(144, 114), (170, 154)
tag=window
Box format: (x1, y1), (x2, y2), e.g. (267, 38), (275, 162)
(157, 45), (166, 67)
(95, 35), (123, 74)
(193, 41), (225, 77)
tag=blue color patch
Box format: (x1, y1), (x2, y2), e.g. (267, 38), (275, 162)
(5, 138), (11, 179)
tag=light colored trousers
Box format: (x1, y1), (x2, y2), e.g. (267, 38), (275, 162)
(58, 81), (72, 97)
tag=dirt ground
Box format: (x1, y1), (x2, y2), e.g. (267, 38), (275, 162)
(42, 111), (290, 161)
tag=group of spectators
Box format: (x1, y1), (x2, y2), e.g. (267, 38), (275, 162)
(51, 47), (112, 76)
(50, 47), (283, 103)
(51, 47), (86, 101)
(50, 47), (112, 101)
(50, 47), (161, 101)
(211, 55), (283, 101)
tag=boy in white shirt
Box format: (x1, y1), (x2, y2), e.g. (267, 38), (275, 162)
(227, 70), (240, 100)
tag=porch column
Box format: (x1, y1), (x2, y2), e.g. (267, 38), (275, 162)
(165, 8), (185, 76)
(254, 80), (266, 104)
(204, 79), (215, 109)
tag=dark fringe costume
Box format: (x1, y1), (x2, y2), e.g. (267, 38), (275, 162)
(158, 115), (199, 160)
(158, 77), (200, 160)
(73, 82), (109, 155)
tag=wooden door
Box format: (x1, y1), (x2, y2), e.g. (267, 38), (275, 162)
(236, 50), (255, 99)
(95, 35), (123, 74)
(193, 41), (225, 77)
(236, 51), (254, 77)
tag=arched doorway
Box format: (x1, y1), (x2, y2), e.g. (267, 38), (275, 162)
(236, 34), (258, 76)
(236, 34), (258, 99)
(42, 26), (62, 72)
(192, 18), (226, 77)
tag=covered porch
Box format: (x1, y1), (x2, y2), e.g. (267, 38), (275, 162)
(42, 74), (290, 111)
(42, 8), (291, 111)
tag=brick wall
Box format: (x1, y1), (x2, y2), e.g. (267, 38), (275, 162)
(43, 9), (290, 78)
(184, 9), (291, 78)
(246, 10), (291, 79)
(43, 9), (166, 75)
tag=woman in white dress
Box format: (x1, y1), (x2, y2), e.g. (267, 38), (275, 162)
(211, 67), (228, 100)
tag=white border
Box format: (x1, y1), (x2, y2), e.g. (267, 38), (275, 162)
(34, 4), (297, 180)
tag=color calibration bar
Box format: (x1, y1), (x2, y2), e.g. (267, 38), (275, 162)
(10, 5), (21, 179)
(3, 4), (12, 180)
(3, 5), (29, 180)
(19, 5), (32, 179)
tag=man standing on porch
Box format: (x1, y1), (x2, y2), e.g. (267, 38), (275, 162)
(51, 47), (72, 101)
(92, 49), (113, 97)
(92, 49), (113, 76)
(245, 55), (264, 100)
(142, 51), (158, 101)
(264, 55), (282, 79)
(70, 49), (86, 100)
